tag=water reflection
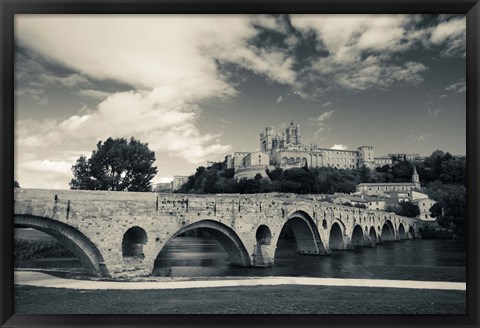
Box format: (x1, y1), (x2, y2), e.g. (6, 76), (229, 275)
(153, 236), (466, 282)
(15, 230), (466, 282)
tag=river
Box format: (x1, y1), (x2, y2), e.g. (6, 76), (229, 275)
(15, 235), (466, 282)
(151, 237), (466, 282)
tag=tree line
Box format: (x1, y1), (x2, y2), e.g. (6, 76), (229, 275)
(178, 150), (465, 194)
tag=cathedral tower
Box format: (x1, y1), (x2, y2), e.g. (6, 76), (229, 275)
(412, 165), (420, 189)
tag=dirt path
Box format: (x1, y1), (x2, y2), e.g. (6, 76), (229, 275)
(14, 271), (466, 291)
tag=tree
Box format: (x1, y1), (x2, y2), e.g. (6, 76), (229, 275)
(70, 137), (157, 192)
(14, 181), (20, 188)
(397, 201), (420, 217)
(386, 201), (420, 218)
(424, 181), (466, 236)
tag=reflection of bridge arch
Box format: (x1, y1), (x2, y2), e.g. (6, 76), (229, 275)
(278, 211), (327, 255)
(14, 215), (109, 277)
(155, 220), (251, 268)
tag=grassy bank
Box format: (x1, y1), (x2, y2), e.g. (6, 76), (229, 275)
(15, 285), (465, 314)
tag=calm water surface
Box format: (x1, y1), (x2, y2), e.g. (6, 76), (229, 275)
(152, 237), (466, 282)
(16, 234), (466, 282)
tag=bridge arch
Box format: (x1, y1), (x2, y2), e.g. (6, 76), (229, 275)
(256, 224), (272, 245)
(14, 215), (109, 277)
(276, 211), (326, 256)
(381, 220), (396, 242)
(369, 226), (377, 244)
(351, 224), (366, 247)
(155, 219), (251, 269)
(398, 223), (406, 240)
(122, 226), (148, 259)
(329, 220), (346, 250)
(408, 226), (416, 239)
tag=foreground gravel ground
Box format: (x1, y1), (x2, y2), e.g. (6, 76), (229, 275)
(15, 285), (465, 314)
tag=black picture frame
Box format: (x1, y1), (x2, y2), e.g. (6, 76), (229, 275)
(1, 1), (479, 327)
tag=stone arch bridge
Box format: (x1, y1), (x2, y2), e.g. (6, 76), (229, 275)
(14, 189), (423, 278)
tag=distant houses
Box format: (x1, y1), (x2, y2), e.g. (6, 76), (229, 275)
(332, 166), (437, 221)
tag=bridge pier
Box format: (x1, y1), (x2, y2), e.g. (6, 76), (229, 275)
(343, 236), (354, 250)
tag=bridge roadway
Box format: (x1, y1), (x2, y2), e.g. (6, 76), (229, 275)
(14, 189), (422, 278)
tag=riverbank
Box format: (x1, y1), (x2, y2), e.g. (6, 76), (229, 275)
(15, 284), (465, 314)
(14, 271), (466, 290)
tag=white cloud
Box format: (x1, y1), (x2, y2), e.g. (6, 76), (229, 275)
(155, 177), (174, 183)
(219, 118), (232, 124)
(428, 108), (443, 117)
(408, 134), (430, 142)
(289, 15), (463, 95)
(14, 15), (466, 188)
(445, 81), (466, 94)
(310, 110), (335, 136)
(311, 110), (335, 124)
(21, 160), (72, 173)
(330, 144), (348, 150)
(16, 15), (272, 188)
(430, 17), (466, 57)
(78, 89), (111, 99)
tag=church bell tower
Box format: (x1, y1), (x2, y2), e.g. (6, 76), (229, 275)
(412, 166), (420, 189)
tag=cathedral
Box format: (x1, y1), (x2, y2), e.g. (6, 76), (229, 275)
(225, 122), (392, 180)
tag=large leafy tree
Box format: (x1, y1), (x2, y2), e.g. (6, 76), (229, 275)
(425, 180), (466, 236)
(70, 137), (157, 192)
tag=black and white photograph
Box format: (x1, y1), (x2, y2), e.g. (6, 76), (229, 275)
(12, 13), (468, 315)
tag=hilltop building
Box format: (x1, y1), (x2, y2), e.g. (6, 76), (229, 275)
(356, 166), (421, 197)
(225, 122), (393, 179)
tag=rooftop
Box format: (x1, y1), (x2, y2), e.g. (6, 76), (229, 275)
(357, 182), (416, 187)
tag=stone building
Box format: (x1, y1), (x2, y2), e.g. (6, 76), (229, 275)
(355, 167), (436, 221)
(374, 156), (393, 168)
(411, 190), (437, 221)
(257, 122), (377, 170)
(225, 122), (393, 179)
(356, 166), (421, 197)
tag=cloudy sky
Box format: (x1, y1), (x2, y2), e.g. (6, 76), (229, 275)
(15, 14), (466, 189)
